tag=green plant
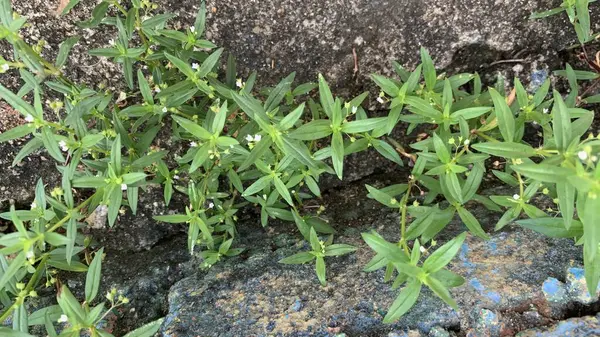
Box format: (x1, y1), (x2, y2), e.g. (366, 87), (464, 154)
(0, 0), (598, 334)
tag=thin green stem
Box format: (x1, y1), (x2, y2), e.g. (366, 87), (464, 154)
(399, 180), (415, 255)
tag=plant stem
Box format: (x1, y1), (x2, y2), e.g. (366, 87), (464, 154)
(399, 180), (415, 255)
(473, 130), (498, 143)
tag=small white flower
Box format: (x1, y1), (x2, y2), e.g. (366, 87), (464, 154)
(351, 106), (358, 114)
(190, 26), (195, 33)
(57, 314), (68, 323)
(236, 78), (243, 88)
(208, 202), (214, 209)
(463, 139), (470, 145)
(108, 39), (115, 46)
(254, 134), (262, 142)
(513, 194), (520, 200)
(173, 175), (180, 180)
(419, 246), (426, 253)
(26, 250), (34, 259)
(532, 121), (538, 125)
(30, 201), (37, 209)
(0, 64), (9, 72)
(190, 141), (198, 147)
(229, 144), (234, 149)
(24, 114), (34, 123)
(121, 183), (127, 191)
(592, 155), (598, 162)
(578, 150), (588, 160)
(162, 107), (168, 113)
(376, 97), (384, 104)
(58, 140), (68, 152)
(154, 86), (161, 93)
(543, 108), (549, 114)
(191, 63), (200, 70)
(245, 134), (254, 142)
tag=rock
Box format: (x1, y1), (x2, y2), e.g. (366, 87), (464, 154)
(0, 142), (60, 209)
(193, 0), (576, 91)
(159, 183), (587, 336)
(88, 186), (186, 252)
(516, 314), (600, 336)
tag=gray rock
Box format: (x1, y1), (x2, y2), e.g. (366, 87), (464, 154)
(516, 314), (600, 336)
(0, 142), (60, 209)
(159, 183), (587, 336)
(88, 186), (186, 252)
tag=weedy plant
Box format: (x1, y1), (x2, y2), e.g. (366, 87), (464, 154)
(0, 0), (598, 334)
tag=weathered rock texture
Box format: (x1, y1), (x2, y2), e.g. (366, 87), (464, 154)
(158, 182), (594, 337)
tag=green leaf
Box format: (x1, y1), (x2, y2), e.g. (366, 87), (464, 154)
(88, 48), (121, 58)
(0, 124), (33, 143)
(273, 176), (293, 206)
(432, 133), (451, 164)
(422, 232), (467, 273)
(516, 217), (583, 238)
(444, 172), (463, 204)
(0, 328), (35, 337)
(584, 246), (600, 298)
(279, 252), (314, 264)
(28, 305), (62, 326)
(425, 275), (457, 310)
(0, 83), (35, 117)
(242, 175), (273, 197)
(583, 193), (600, 264)
(198, 48), (224, 78)
(451, 107), (491, 120)
(462, 164), (484, 202)
(371, 74), (400, 97)
(238, 136), (273, 171)
(457, 206), (489, 239)
(265, 72), (295, 112)
(361, 232), (409, 264)
(0, 251), (25, 292)
(576, 0), (590, 43)
(164, 52), (195, 79)
(122, 318), (165, 337)
(420, 47), (436, 90)
(281, 137), (319, 170)
(289, 120), (332, 140)
(365, 184), (400, 208)
(552, 90), (573, 152)
(56, 36), (80, 67)
(557, 182), (575, 230)
(85, 247), (103, 303)
(404, 96), (442, 120)
(529, 7), (565, 19)
(372, 139), (403, 165)
(279, 103), (305, 130)
(78, 1), (109, 28)
(383, 279), (422, 323)
(331, 132), (344, 179)
(489, 88), (515, 142)
(57, 285), (86, 324)
(324, 244), (357, 256)
(153, 214), (189, 223)
(471, 142), (537, 158)
(341, 117), (387, 133)
(492, 170), (519, 187)
(318, 74), (335, 118)
(315, 256), (326, 286)
(172, 115), (212, 140)
(511, 163), (574, 183)
(72, 176), (106, 188)
(431, 269), (465, 288)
